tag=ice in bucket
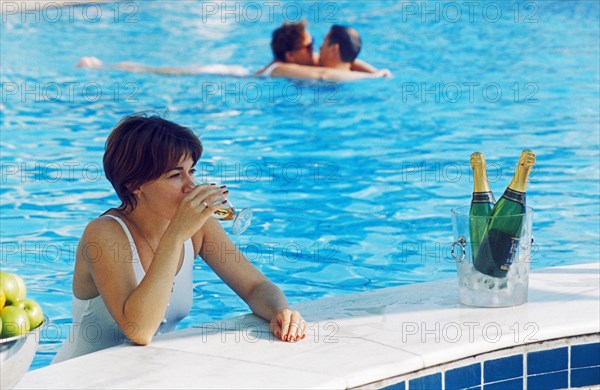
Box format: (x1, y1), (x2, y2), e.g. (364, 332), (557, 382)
(451, 206), (534, 307)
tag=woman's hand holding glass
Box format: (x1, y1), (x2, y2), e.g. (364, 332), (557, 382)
(210, 197), (252, 235)
(169, 184), (229, 240)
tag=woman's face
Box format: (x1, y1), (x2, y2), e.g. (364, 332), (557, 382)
(138, 155), (196, 219)
(286, 31), (315, 66)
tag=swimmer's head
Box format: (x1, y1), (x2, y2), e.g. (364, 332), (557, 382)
(271, 20), (315, 66)
(103, 113), (203, 211)
(320, 25), (362, 66)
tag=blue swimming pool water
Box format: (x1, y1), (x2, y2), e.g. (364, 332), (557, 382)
(1, 1), (599, 370)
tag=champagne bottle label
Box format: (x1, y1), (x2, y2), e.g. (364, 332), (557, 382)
(472, 192), (496, 204)
(475, 233), (520, 278)
(501, 188), (526, 206)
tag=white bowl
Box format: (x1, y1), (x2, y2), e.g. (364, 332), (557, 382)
(0, 320), (45, 390)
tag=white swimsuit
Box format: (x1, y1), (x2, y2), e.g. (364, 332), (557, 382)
(259, 62), (281, 77)
(52, 215), (194, 363)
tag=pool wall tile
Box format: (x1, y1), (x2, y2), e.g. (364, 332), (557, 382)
(527, 370), (568, 390)
(482, 377), (523, 390)
(408, 373), (441, 390)
(571, 343), (600, 368)
(483, 355), (523, 383)
(445, 363), (481, 390)
(379, 341), (600, 390)
(527, 347), (568, 375)
(399, 341), (600, 390)
(571, 366), (600, 388)
(381, 381), (405, 390)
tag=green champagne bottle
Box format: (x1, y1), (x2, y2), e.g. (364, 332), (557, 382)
(474, 150), (536, 278)
(469, 152), (495, 262)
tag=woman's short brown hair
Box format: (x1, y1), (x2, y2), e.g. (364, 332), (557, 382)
(103, 113), (203, 211)
(271, 20), (307, 62)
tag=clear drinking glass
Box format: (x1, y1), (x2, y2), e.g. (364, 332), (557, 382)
(211, 198), (252, 235)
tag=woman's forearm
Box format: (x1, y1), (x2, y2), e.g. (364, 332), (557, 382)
(121, 230), (185, 344)
(244, 280), (290, 321)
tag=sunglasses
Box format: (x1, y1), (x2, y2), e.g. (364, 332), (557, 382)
(297, 40), (314, 52)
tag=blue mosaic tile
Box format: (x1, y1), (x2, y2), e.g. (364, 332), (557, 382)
(445, 363), (481, 390)
(571, 366), (600, 387)
(409, 373), (442, 390)
(527, 371), (568, 390)
(484, 355), (523, 383)
(381, 381), (405, 390)
(527, 347), (568, 375)
(483, 377), (523, 390)
(571, 343), (600, 368)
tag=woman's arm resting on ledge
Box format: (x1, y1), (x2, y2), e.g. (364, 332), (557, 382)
(80, 218), (185, 345)
(245, 281), (307, 342)
(198, 219), (306, 342)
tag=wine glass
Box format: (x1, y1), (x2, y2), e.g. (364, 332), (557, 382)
(211, 198), (252, 235)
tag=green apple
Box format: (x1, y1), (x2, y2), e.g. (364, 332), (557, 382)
(14, 299), (44, 330)
(0, 272), (27, 305)
(15, 273), (27, 298)
(0, 306), (30, 338)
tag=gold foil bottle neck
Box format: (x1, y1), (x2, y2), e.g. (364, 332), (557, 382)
(470, 152), (492, 193)
(508, 149), (536, 193)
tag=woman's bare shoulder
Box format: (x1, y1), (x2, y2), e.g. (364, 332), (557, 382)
(81, 212), (126, 242)
(77, 212), (133, 267)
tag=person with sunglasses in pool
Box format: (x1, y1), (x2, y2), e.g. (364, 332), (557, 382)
(255, 21), (392, 81)
(76, 21), (390, 81)
(52, 114), (306, 363)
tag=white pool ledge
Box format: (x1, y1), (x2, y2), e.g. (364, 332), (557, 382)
(16, 262), (600, 389)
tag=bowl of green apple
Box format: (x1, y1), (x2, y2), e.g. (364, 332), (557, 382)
(1, 272), (46, 390)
